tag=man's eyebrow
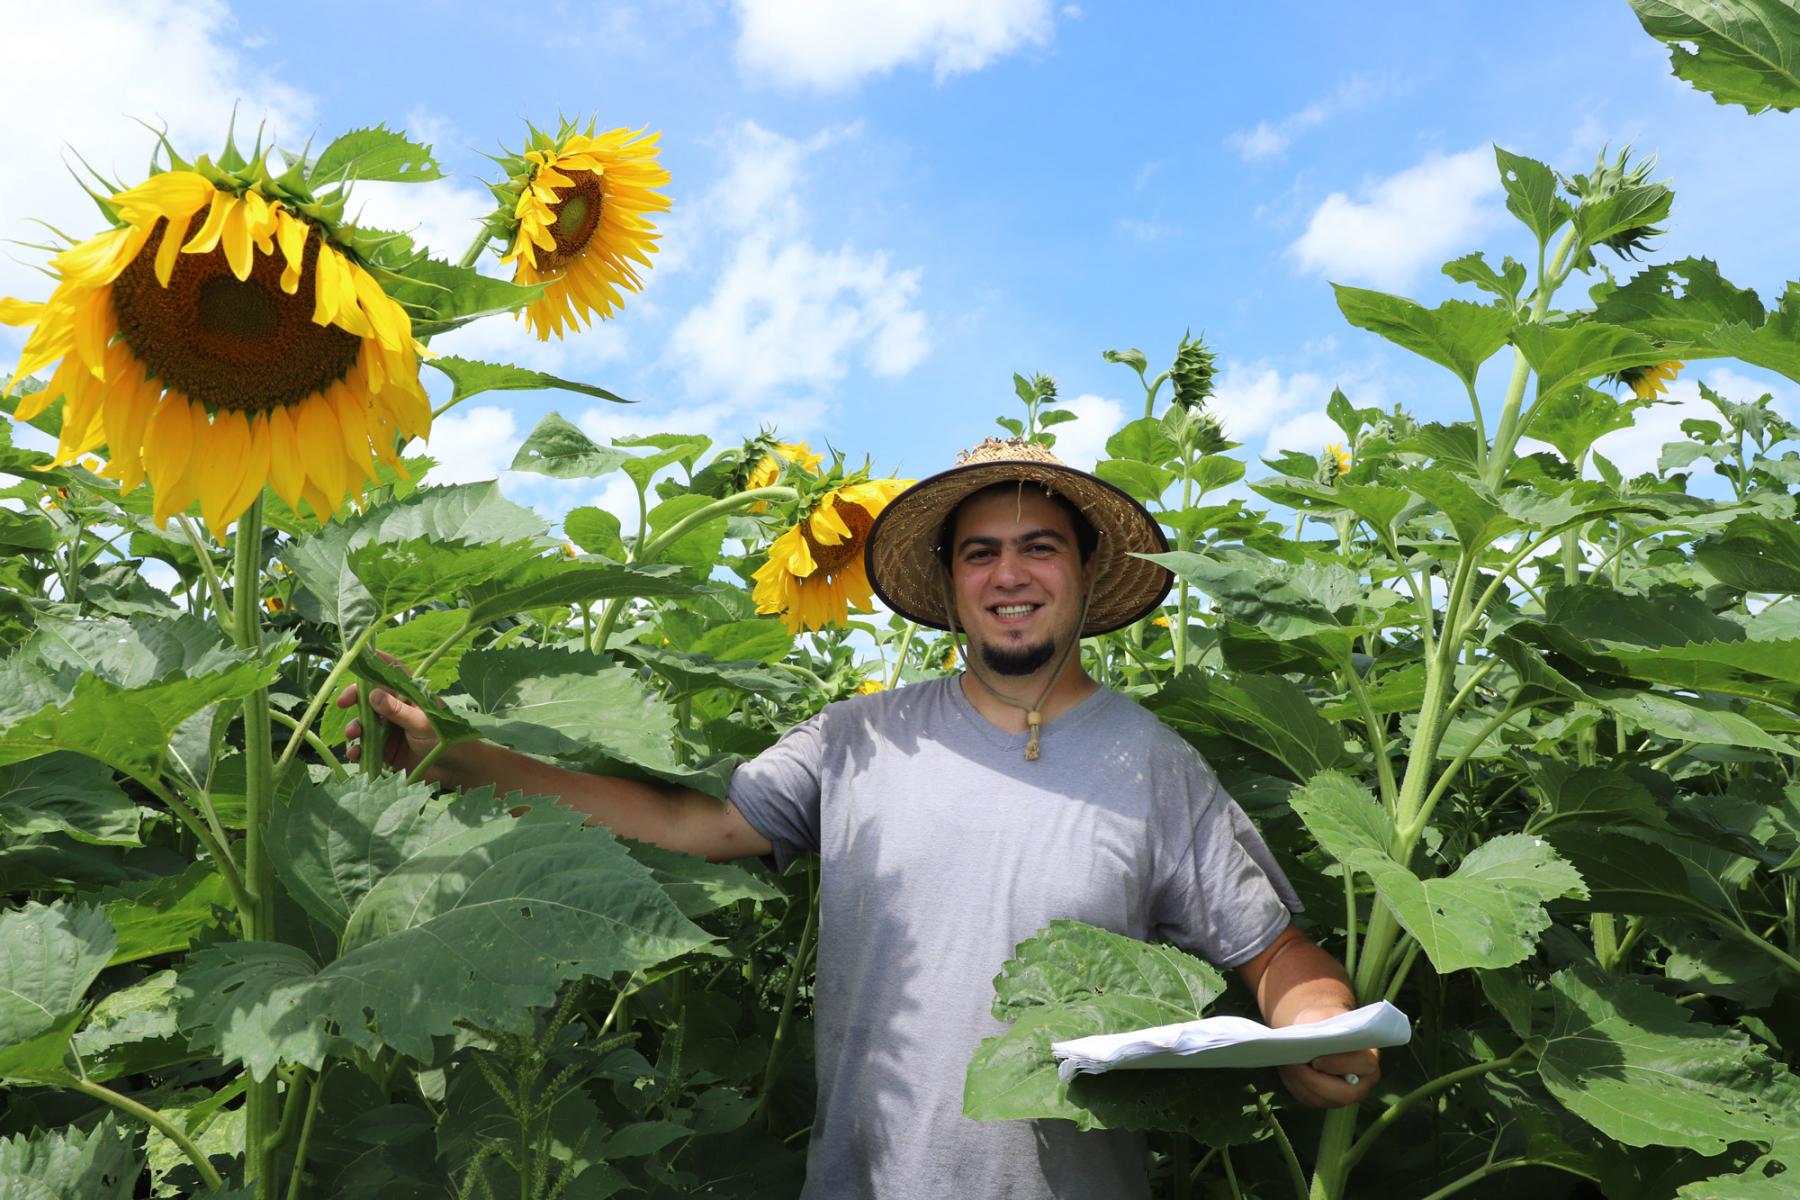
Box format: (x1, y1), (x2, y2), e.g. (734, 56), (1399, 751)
(954, 528), (1070, 554)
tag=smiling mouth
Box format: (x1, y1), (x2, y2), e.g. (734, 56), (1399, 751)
(991, 603), (1040, 619)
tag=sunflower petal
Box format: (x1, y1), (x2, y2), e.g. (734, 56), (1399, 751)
(297, 393), (348, 512)
(71, 287), (115, 379)
(327, 382), (378, 484)
(348, 264), (403, 351)
(182, 190), (234, 256)
(264, 405), (306, 511)
(220, 413), (272, 528)
(143, 394), (195, 508)
(275, 212), (308, 295)
(112, 171), (215, 227)
(154, 213), (189, 287)
(221, 197), (255, 281)
(111, 368), (162, 494)
(310, 243), (342, 326)
(0, 297), (45, 327)
(199, 410), (253, 537)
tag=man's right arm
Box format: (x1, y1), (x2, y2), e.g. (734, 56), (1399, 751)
(341, 685), (774, 863)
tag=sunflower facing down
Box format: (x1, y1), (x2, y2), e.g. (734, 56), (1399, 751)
(496, 122), (671, 341)
(753, 478), (911, 634)
(744, 440), (824, 511)
(1615, 360), (1683, 401)
(1, 169), (429, 535)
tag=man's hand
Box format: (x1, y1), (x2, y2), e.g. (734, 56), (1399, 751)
(335, 652), (457, 783)
(1274, 1004), (1381, 1108)
(1237, 924), (1380, 1108)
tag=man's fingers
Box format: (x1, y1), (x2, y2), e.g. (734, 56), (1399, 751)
(335, 682), (359, 708)
(1310, 1049), (1378, 1076)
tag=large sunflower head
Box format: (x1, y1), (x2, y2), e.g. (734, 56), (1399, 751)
(0, 132), (430, 536)
(492, 118), (671, 341)
(752, 476), (912, 634)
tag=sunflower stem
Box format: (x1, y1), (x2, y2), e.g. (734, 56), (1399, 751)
(176, 515), (231, 631)
(456, 229), (491, 271)
(228, 495), (280, 1198)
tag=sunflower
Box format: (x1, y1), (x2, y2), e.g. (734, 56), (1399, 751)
(856, 678), (885, 695)
(752, 478), (911, 634)
(1614, 360), (1682, 401)
(1, 169), (428, 536)
(745, 440), (824, 511)
(496, 122), (671, 340)
(1325, 442), (1353, 476)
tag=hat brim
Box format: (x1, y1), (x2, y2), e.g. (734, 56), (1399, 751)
(864, 458), (1171, 636)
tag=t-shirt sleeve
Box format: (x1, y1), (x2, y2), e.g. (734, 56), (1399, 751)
(726, 710), (827, 870)
(1152, 753), (1303, 969)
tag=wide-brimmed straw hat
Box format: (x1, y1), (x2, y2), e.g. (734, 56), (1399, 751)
(864, 437), (1171, 636)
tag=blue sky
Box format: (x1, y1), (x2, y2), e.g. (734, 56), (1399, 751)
(4, 0), (1798, 531)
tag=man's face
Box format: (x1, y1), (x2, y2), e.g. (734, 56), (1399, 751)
(947, 486), (1093, 677)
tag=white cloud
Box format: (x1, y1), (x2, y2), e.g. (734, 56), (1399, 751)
(0, 0), (313, 306)
(667, 122), (928, 405)
(1228, 78), (1379, 163)
(414, 405), (520, 484)
(733, 0), (1054, 90)
(1288, 147), (1503, 290)
(349, 178), (493, 264)
(1207, 359), (1386, 463)
(671, 237), (927, 398)
(1048, 393), (1125, 470)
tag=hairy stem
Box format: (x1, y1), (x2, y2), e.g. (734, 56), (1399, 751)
(69, 1076), (225, 1191)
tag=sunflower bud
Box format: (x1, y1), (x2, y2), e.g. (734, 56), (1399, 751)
(1192, 413), (1231, 457)
(1566, 145), (1668, 260)
(1169, 331), (1217, 412)
(1318, 442), (1353, 484)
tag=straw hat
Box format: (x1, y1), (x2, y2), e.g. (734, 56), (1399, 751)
(864, 437), (1171, 636)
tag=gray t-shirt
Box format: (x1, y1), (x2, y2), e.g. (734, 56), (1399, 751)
(728, 675), (1300, 1200)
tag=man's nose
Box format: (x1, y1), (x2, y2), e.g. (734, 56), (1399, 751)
(992, 550), (1029, 586)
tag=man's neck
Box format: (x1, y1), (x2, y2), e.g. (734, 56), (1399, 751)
(957, 658), (1099, 735)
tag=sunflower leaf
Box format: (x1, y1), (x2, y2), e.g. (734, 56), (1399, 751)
(0, 1116), (140, 1200)
(463, 558), (704, 625)
(1627, 0), (1800, 114)
(0, 753), (140, 846)
(1334, 287), (1515, 388)
(384, 259), (544, 338)
(310, 125), (442, 186)
(508, 412), (636, 479)
(0, 900), (115, 1082)
(180, 785), (710, 1074)
(431, 358), (632, 407)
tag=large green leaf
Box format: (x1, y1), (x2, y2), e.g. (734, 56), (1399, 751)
(348, 537), (545, 617)
(429, 358), (630, 407)
(1546, 828), (1741, 921)
(310, 125), (441, 184)
(509, 412), (637, 479)
(1288, 771), (1393, 862)
(464, 558), (702, 624)
(1526, 387), (1651, 464)
(1525, 764), (1673, 833)
(1591, 257), (1767, 344)
(1511, 321), (1674, 400)
(0, 754), (139, 845)
(99, 861), (234, 966)
(1539, 964), (1800, 1154)
(0, 901), (114, 1081)
(620, 840), (782, 917)
(1333, 286), (1513, 387)
(1149, 548), (1397, 653)
(1696, 513), (1800, 593)
(0, 619), (281, 780)
(1627, 0), (1800, 114)
(1153, 672), (1345, 783)
(1399, 466), (1521, 547)
(0, 1117), (139, 1200)
(70, 969), (186, 1082)
(182, 789), (712, 1075)
(1359, 835), (1587, 973)
(384, 258), (544, 339)
(615, 643), (803, 699)
(964, 920), (1258, 1139)
(453, 647), (693, 785)
(1494, 146), (1572, 246)
(1591, 688), (1799, 757)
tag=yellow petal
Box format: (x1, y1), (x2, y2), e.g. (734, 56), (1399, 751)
(327, 382), (377, 484)
(297, 394), (347, 512)
(221, 196), (255, 281)
(182, 190), (235, 255)
(71, 287), (115, 379)
(349, 264), (402, 352)
(275, 212), (307, 295)
(264, 405), (306, 511)
(199, 410), (251, 537)
(154, 212), (189, 287)
(112, 171), (214, 227)
(310, 242), (342, 326)
(0, 297), (46, 327)
(143, 394), (196, 510)
(112, 369), (162, 494)
(219, 412), (272, 527)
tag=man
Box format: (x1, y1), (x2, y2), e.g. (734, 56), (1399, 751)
(344, 438), (1378, 1199)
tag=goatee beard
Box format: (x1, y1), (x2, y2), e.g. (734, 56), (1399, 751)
(980, 638), (1056, 677)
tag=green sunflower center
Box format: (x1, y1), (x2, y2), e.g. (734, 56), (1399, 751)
(111, 216), (363, 414)
(800, 501), (874, 577)
(542, 171), (603, 271)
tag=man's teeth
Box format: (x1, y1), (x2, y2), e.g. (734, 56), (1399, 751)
(995, 604), (1037, 616)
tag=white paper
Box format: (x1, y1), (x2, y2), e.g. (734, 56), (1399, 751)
(1050, 1001), (1411, 1082)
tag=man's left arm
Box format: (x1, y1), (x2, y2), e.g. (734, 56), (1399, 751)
(1236, 922), (1379, 1108)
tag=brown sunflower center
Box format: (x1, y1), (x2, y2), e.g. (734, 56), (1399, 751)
(800, 500), (874, 576)
(541, 172), (603, 271)
(111, 215), (363, 414)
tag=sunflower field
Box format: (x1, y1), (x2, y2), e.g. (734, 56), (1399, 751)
(4, 4), (1800, 1199)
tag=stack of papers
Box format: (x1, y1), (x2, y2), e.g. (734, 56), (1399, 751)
(1051, 1001), (1411, 1082)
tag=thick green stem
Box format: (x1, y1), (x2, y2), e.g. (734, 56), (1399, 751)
(273, 621), (382, 780)
(69, 1076), (225, 1191)
(1255, 1090), (1310, 1200)
(140, 778), (248, 918)
(886, 621), (918, 690)
(228, 497), (279, 1197)
(269, 709), (345, 779)
(1344, 1047), (1531, 1170)
(1486, 227), (1578, 489)
(757, 868), (819, 1127)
